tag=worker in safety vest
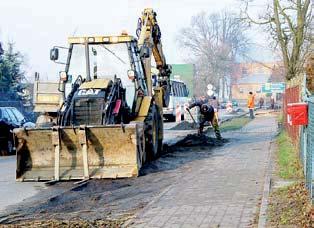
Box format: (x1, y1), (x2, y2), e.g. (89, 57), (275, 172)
(186, 97), (222, 139)
(247, 92), (255, 119)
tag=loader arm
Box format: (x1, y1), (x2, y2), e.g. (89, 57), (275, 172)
(137, 8), (172, 107)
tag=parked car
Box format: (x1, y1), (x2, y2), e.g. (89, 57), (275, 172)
(219, 99), (227, 109)
(0, 107), (35, 155)
(232, 100), (239, 107)
(219, 99), (238, 109)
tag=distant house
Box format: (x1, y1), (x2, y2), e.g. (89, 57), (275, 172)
(231, 62), (277, 84)
(231, 61), (284, 101)
(232, 73), (270, 100)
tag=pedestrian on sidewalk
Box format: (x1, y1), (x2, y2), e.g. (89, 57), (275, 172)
(270, 96), (275, 109)
(259, 97), (264, 109)
(186, 97), (222, 139)
(248, 92), (255, 119)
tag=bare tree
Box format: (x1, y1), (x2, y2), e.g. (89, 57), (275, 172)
(178, 10), (250, 98)
(241, 0), (312, 80)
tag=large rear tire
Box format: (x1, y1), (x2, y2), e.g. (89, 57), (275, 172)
(145, 104), (162, 161)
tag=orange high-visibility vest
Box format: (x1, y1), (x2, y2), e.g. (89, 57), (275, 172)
(247, 95), (255, 108)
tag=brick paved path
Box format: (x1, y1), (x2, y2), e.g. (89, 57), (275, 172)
(129, 115), (277, 228)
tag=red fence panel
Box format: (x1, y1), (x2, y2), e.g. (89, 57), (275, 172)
(283, 86), (300, 144)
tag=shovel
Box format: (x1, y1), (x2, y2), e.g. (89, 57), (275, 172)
(186, 108), (199, 129)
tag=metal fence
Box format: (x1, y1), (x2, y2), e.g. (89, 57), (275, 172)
(300, 96), (314, 202)
(283, 85), (314, 202)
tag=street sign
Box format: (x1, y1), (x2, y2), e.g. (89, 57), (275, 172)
(271, 83), (286, 93)
(207, 90), (214, 96)
(207, 84), (213, 90)
(265, 83), (271, 90)
(262, 82), (285, 93)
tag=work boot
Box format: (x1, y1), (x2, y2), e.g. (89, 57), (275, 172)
(214, 129), (222, 139)
(213, 124), (222, 140)
(198, 127), (204, 136)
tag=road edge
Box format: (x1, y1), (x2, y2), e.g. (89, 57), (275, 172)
(257, 139), (276, 227)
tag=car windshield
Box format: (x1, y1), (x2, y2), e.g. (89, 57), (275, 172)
(11, 108), (25, 122)
(67, 43), (135, 106)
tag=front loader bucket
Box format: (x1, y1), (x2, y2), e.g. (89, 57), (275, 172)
(14, 123), (145, 181)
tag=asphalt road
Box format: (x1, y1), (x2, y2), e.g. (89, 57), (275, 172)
(0, 108), (244, 216)
(0, 156), (45, 214)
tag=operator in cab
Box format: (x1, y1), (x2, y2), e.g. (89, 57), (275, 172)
(186, 96), (222, 140)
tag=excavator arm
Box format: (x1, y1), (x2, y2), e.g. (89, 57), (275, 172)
(137, 8), (172, 107)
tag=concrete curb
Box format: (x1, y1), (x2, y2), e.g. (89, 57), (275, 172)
(257, 139), (275, 228)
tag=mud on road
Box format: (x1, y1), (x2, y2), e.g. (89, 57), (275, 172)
(1, 134), (227, 227)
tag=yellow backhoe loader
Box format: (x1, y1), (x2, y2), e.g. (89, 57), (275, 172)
(14, 8), (172, 181)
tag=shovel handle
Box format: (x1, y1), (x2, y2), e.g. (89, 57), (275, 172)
(187, 108), (197, 124)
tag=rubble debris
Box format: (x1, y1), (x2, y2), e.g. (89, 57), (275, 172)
(170, 121), (198, 130)
(173, 134), (228, 147)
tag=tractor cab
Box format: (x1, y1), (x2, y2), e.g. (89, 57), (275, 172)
(50, 35), (150, 126)
(50, 35), (148, 111)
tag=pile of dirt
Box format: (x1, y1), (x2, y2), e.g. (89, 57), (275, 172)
(173, 134), (228, 147)
(170, 121), (197, 130)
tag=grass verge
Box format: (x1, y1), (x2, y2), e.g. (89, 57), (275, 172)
(276, 131), (303, 179)
(267, 130), (313, 227)
(268, 182), (313, 227)
(220, 117), (251, 132)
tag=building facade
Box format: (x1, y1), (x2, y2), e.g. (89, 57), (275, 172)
(231, 61), (285, 102)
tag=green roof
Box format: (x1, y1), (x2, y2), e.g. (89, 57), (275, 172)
(170, 64), (195, 97)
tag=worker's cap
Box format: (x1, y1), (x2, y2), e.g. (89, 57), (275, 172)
(201, 104), (211, 113)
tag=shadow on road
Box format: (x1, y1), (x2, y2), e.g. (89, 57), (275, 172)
(1, 134), (229, 225)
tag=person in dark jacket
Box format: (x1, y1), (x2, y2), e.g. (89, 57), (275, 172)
(186, 99), (222, 139)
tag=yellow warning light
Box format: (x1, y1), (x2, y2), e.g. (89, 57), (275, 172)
(121, 30), (128, 36)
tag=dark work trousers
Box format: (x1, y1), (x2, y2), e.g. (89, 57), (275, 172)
(249, 108), (254, 119)
(199, 114), (222, 140)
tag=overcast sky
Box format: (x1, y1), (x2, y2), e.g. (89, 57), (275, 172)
(0, 0), (274, 82)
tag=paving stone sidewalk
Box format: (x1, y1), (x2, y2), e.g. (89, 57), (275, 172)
(129, 115), (277, 228)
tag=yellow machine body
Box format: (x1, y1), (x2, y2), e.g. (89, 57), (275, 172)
(14, 8), (171, 182)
